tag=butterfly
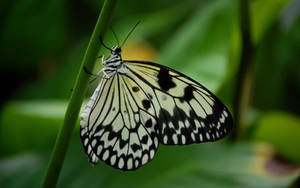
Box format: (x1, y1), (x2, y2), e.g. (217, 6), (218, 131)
(80, 24), (233, 171)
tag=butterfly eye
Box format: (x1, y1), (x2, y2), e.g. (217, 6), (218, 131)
(115, 47), (121, 54)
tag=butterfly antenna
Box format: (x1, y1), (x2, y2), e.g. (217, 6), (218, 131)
(121, 21), (141, 47)
(110, 26), (120, 46)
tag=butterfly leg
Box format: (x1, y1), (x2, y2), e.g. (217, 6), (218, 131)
(101, 66), (118, 80)
(99, 69), (108, 78)
(83, 66), (97, 76)
(101, 55), (105, 64)
(83, 66), (106, 84)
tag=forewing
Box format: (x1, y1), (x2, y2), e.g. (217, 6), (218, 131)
(80, 73), (159, 170)
(125, 61), (233, 145)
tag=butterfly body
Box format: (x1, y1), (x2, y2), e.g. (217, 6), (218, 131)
(101, 46), (124, 76)
(80, 45), (233, 170)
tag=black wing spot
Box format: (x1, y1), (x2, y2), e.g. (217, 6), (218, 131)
(132, 86), (140, 92)
(112, 107), (116, 111)
(145, 119), (152, 128)
(157, 68), (176, 91)
(131, 143), (141, 152)
(141, 135), (148, 144)
(181, 86), (194, 102)
(142, 99), (151, 109)
(119, 139), (127, 149)
(108, 131), (117, 140)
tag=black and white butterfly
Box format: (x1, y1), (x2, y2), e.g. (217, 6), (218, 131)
(80, 26), (233, 171)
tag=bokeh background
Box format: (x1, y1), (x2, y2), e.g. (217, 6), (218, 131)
(0, 0), (300, 187)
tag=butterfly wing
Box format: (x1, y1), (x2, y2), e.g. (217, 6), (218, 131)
(125, 60), (233, 145)
(80, 73), (159, 170)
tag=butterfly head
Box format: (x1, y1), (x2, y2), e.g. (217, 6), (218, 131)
(102, 46), (122, 69)
(111, 46), (122, 55)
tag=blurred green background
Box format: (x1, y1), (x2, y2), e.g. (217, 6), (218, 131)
(0, 0), (299, 187)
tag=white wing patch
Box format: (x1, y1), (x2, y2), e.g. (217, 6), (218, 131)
(80, 60), (233, 171)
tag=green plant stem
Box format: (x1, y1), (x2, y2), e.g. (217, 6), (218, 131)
(41, 0), (117, 187)
(231, 0), (255, 140)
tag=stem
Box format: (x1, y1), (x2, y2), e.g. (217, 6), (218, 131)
(231, 0), (255, 140)
(41, 0), (117, 187)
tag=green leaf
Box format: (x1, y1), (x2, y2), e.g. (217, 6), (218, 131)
(17, 39), (89, 99)
(97, 2), (195, 51)
(250, 0), (292, 44)
(159, 0), (237, 92)
(0, 142), (298, 188)
(0, 100), (70, 156)
(0, 0), (68, 69)
(252, 111), (300, 164)
(1, 101), (299, 187)
(252, 16), (300, 110)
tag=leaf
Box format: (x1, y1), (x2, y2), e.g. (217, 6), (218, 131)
(17, 40), (88, 99)
(0, 100), (70, 156)
(252, 16), (300, 110)
(0, 0), (68, 70)
(0, 141), (299, 188)
(252, 111), (300, 164)
(158, 0), (237, 92)
(99, 2), (195, 49)
(250, 0), (292, 44)
(217, 0), (292, 103)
